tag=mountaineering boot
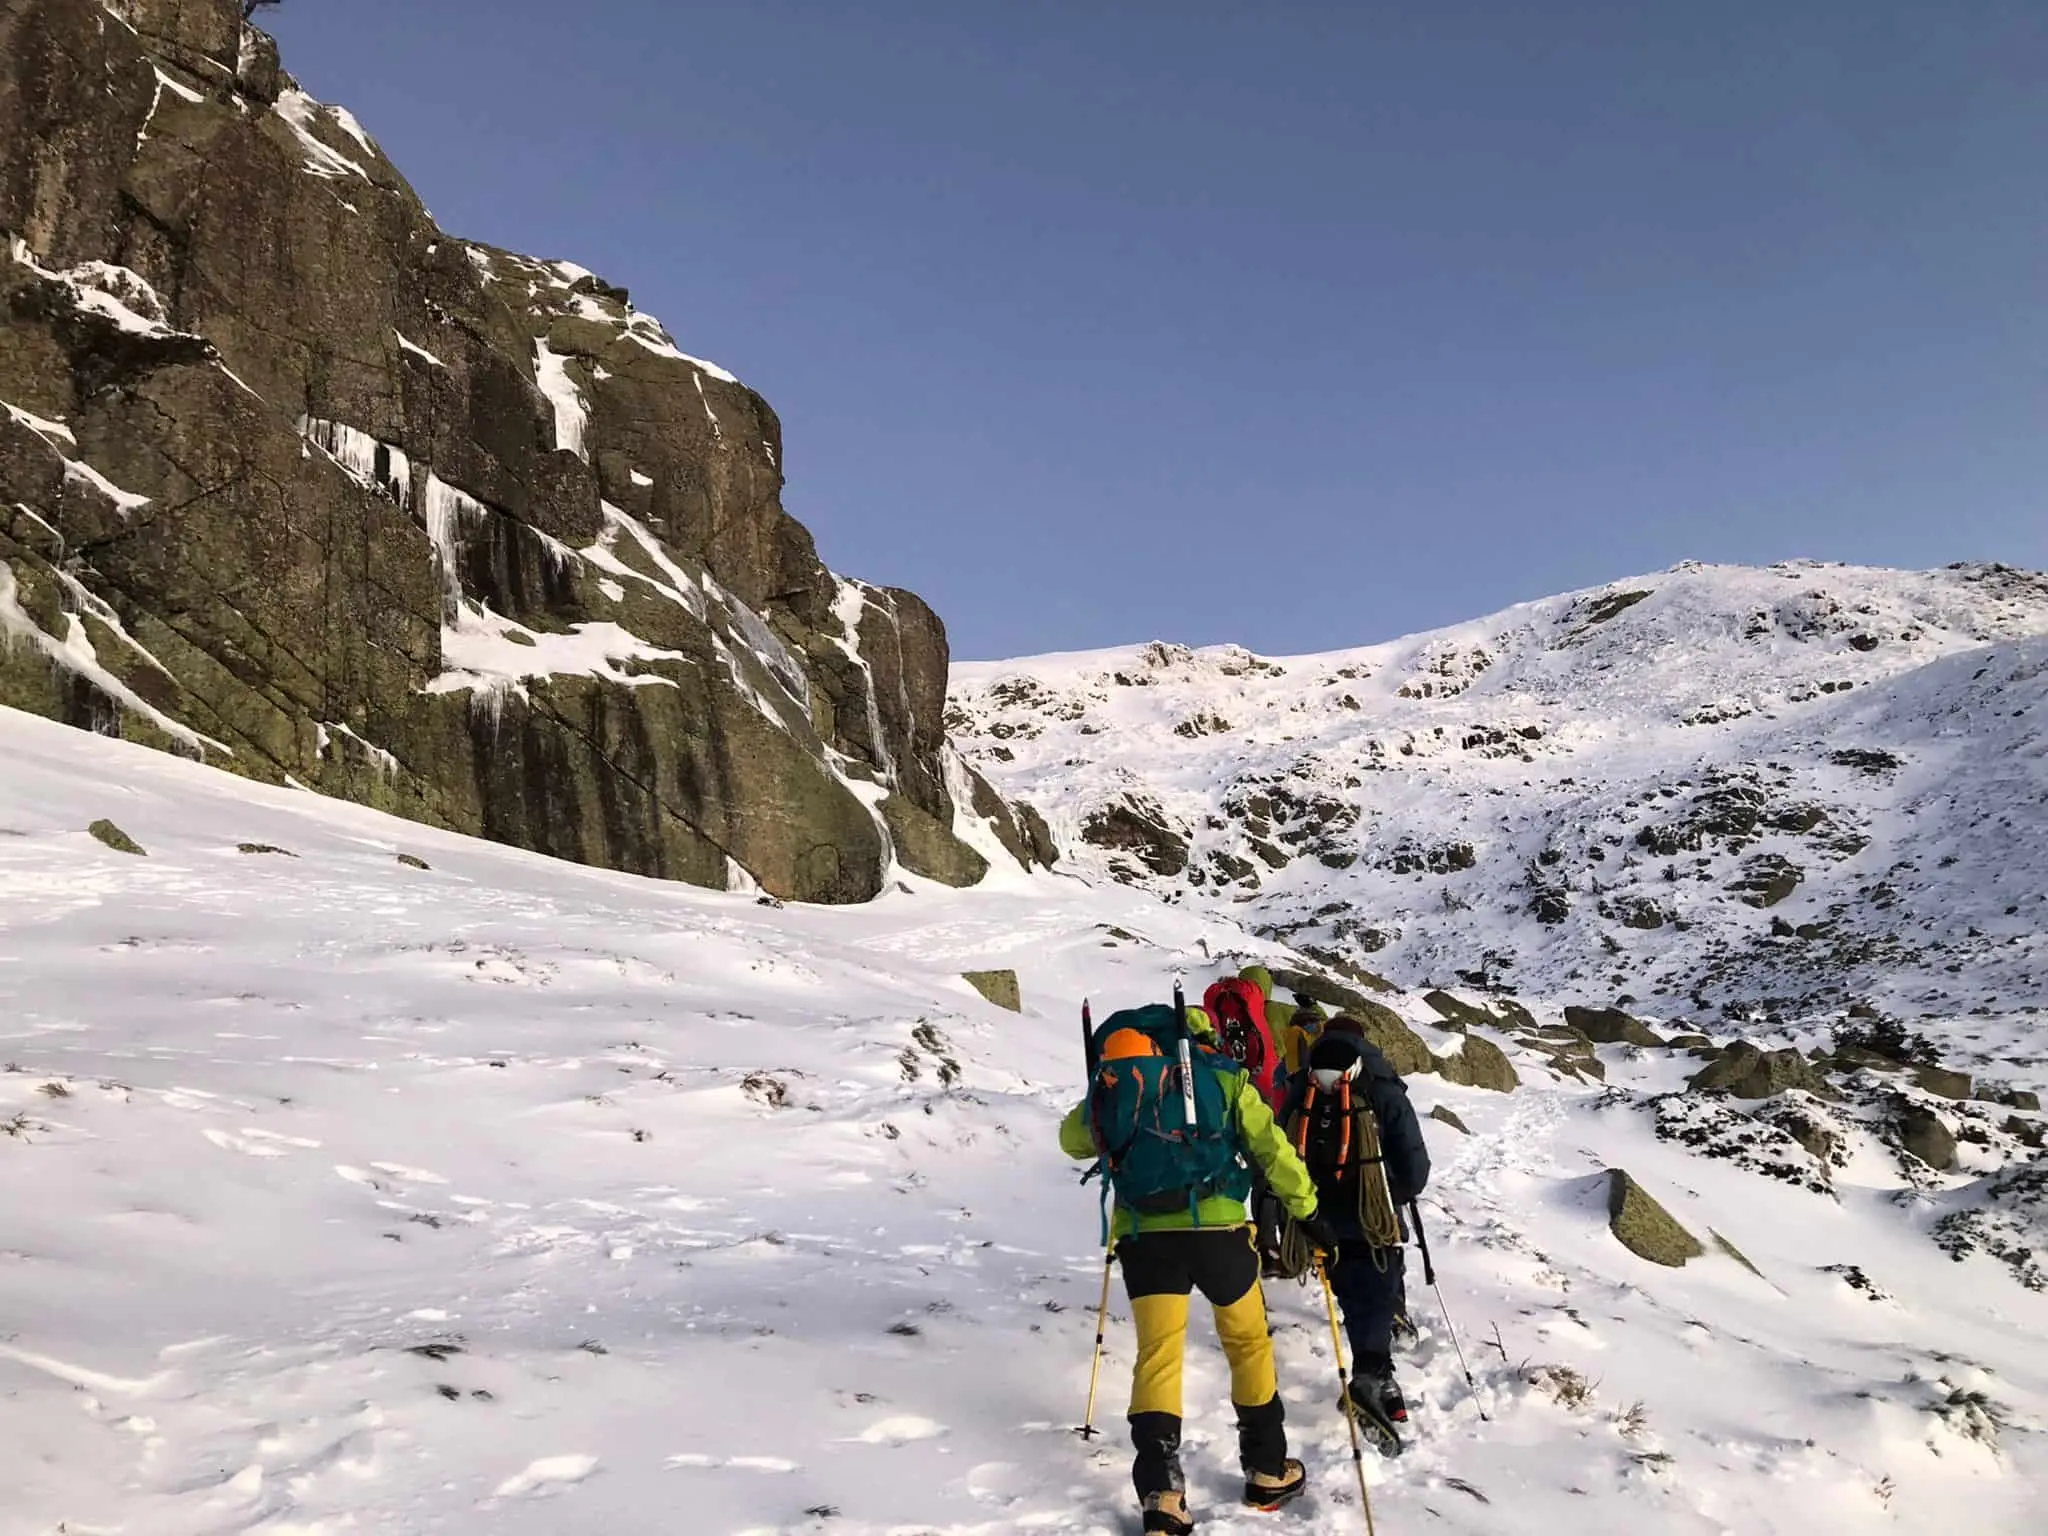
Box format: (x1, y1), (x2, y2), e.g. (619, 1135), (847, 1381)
(1377, 1371), (1410, 1424)
(1242, 1457), (1307, 1511)
(1339, 1376), (1407, 1457)
(1352, 1352), (1408, 1423)
(1142, 1489), (1195, 1535)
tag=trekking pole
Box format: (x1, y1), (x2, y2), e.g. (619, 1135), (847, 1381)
(1074, 998), (1113, 1439)
(1410, 1200), (1488, 1422)
(1076, 1242), (1114, 1439)
(1317, 1258), (1376, 1536)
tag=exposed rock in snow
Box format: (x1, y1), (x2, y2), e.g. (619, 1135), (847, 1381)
(954, 562), (2048, 1030)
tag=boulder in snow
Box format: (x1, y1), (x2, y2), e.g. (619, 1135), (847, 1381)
(1565, 1005), (1667, 1049)
(1432, 1033), (1519, 1093)
(1606, 1170), (1704, 1267)
(87, 818), (145, 856)
(962, 969), (1021, 1013)
(1689, 1042), (1831, 1100)
(1892, 1103), (1958, 1171)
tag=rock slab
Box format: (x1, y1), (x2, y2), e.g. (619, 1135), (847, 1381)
(1607, 1169), (1704, 1267)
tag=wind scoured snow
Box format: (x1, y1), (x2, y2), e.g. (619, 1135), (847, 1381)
(394, 329), (447, 368)
(583, 502), (707, 621)
(533, 338), (589, 459)
(428, 608), (690, 702)
(326, 104), (379, 159)
(830, 576), (897, 781)
(694, 372), (725, 445)
(274, 89), (372, 181)
(0, 708), (2042, 1533)
(9, 240), (174, 336)
(618, 314), (740, 384)
(701, 569), (809, 714)
(0, 573), (221, 754)
(317, 720), (401, 778)
(5, 395), (151, 513)
(3, 400), (77, 447)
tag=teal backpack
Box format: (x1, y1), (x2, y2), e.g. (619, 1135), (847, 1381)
(1084, 1003), (1251, 1228)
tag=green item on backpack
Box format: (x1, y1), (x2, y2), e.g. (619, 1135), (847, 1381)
(1086, 1004), (1251, 1228)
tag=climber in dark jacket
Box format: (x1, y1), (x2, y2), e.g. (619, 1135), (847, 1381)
(1279, 1017), (1430, 1429)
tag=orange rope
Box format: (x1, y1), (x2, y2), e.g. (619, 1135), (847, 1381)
(1295, 1083), (1318, 1158)
(1336, 1078), (1353, 1169)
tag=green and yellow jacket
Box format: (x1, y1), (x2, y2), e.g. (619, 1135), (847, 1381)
(1059, 1046), (1319, 1238)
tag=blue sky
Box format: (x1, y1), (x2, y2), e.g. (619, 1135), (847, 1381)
(270, 0), (2045, 661)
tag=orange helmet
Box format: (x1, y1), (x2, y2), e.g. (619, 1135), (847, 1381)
(1100, 1027), (1163, 1061)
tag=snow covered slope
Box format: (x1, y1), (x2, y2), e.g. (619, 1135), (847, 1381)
(950, 562), (2048, 1030)
(2, 705), (2045, 1533)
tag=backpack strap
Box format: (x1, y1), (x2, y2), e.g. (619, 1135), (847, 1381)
(1337, 1078), (1354, 1169)
(1293, 1082), (1319, 1158)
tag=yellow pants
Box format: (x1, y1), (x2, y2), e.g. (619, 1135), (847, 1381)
(1121, 1226), (1278, 1417)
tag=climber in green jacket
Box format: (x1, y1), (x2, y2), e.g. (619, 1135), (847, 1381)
(1060, 1005), (1332, 1533)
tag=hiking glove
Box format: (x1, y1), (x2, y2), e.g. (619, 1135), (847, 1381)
(1296, 1213), (1339, 1256)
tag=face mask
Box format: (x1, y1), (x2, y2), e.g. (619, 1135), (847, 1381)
(1311, 1060), (1362, 1092)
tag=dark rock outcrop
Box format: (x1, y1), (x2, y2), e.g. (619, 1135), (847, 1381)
(1080, 794), (1188, 876)
(1689, 1042), (1832, 1100)
(1564, 1005), (1667, 1049)
(0, 0), (1043, 900)
(1893, 1104), (1958, 1171)
(1341, 1003), (1434, 1078)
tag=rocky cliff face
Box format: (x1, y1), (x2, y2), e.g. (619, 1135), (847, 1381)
(0, 0), (1052, 900)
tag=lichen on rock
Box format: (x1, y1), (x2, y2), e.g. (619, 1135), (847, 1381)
(87, 818), (145, 855)
(961, 969), (1021, 1013)
(1606, 1169), (1705, 1267)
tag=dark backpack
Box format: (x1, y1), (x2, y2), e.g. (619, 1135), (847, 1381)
(1287, 1069), (1402, 1247)
(1086, 1004), (1251, 1221)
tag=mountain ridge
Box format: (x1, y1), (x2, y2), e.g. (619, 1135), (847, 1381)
(951, 559), (2048, 1029)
